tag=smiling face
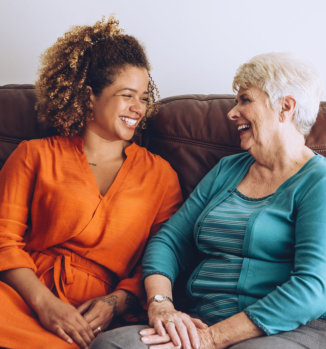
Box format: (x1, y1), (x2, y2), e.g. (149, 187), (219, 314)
(227, 86), (282, 153)
(86, 65), (149, 141)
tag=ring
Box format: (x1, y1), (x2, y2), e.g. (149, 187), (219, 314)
(164, 319), (175, 326)
(94, 326), (102, 335)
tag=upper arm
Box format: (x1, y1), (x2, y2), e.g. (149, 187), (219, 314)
(143, 162), (223, 283)
(0, 141), (37, 271)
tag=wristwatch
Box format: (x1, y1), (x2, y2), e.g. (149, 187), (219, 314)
(147, 294), (173, 305)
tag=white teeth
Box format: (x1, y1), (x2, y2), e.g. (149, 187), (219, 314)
(238, 124), (251, 131)
(120, 116), (137, 126)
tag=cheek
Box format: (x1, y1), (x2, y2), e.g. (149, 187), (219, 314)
(140, 104), (147, 117)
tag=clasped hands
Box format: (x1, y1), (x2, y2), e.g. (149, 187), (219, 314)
(140, 302), (215, 349)
(36, 292), (118, 349)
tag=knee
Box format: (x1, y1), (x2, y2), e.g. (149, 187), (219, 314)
(89, 325), (148, 349)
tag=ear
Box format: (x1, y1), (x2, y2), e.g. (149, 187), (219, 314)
(86, 86), (96, 104)
(281, 96), (296, 120)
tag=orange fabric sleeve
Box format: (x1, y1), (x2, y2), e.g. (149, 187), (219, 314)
(0, 141), (37, 272)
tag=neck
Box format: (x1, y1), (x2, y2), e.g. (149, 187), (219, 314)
(249, 131), (313, 174)
(82, 128), (130, 163)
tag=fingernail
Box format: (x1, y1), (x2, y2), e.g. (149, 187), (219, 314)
(67, 338), (73, 344)
(141, 337), (149, 343)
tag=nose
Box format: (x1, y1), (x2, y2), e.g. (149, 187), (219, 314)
(227, 104), (240, 121)
(130, 98), (145, 116)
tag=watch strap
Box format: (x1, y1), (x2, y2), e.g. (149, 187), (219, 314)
(147, 294), (173, 306)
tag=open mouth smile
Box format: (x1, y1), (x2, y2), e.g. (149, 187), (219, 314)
(238, 124), (251, 132)
(120, 116), (138, 127)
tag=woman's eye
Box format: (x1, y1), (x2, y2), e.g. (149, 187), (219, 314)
(122, 94), (132, 98)
(241, 97), (250, 103)
(141, 97), (149, 103)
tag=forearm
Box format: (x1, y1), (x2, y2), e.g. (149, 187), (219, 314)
(208, 312), (263, 348)
(145, 274), (177, 327)
(145, 274), (173, 301)
(1, 267), (56, 312)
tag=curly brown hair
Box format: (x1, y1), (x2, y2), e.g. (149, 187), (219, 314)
(35, 17), (159, 136)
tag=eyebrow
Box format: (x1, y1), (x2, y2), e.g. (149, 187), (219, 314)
(236, 92), (249, 100)
(117, 88), (149, 94)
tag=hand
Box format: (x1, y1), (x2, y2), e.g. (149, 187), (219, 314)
(36, 294), (94, 348)
(147, 302), (208, 349)
(140, 327), (216, 349)
(78, 294), (118, 334)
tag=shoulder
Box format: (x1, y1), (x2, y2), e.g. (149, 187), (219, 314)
(9, 136), (76, 168)
(296, 154), (326, 184)
(208, 151), (253, 178)
(290, 154), (326, 202)
(308, 154), (326, 173)
(19, 136), (74, 153)
(219, 151), (253, 167)
(128, 143), (177, 174)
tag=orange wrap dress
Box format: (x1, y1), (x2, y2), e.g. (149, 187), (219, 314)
(0, 136), (182, 349)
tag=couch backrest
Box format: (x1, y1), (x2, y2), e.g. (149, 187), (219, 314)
(1, 84), (326, 199)
(143, 94), (326, 198)
(0, 85), (50, 168)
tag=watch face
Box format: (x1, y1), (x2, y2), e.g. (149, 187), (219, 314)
(154, 295), (164, 302)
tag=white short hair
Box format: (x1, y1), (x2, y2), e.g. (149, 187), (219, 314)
(232, 52), (324, 136)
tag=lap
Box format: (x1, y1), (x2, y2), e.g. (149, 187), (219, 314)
(90, 325), (149, 349)
(230, 319), (326, 349)
(89, 319), (326, 349)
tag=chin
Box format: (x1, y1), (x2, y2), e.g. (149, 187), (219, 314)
(240, 142), (249, 151)
(120, 132), (135, 142)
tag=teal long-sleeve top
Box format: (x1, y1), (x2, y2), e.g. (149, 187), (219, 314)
(142, 152), (326, 335)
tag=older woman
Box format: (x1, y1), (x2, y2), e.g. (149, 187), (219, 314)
(91, 52), (326, 349)
(0, 17), (182, 349)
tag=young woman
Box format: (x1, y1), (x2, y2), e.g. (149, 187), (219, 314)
(0, 17), (182, 349)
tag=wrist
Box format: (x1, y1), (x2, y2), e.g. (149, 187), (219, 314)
(148, 300), (175, 313)
(208, 324), (233, 349)
(29, 288), (58, 313)
(147, 294), (173, 306)
(104, 289), (138, 317)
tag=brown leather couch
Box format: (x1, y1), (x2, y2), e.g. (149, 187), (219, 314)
(1, 83), (326, 308)
(0, 84), (326, 200)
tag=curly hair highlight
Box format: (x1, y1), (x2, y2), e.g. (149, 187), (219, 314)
(35, 17), (159, 136)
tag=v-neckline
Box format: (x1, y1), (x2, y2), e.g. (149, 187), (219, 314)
(71, 136), (135, 199)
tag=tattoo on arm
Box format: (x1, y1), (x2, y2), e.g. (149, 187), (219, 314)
(102, 291), (139, 319)
(103, 295), (118, 318)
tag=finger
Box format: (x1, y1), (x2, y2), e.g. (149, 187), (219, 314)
(54, 326), (73, 344)
(68, 316), (95, 347)
(150, 342), (180, 349)
(153, 319), (167, 336)
(78, 318), (96, 342)
(93, 325), (103, 336)
(139, 327), (157, 335)
(191, 317), (208, 329)
(178, 317), (199, 349)
(67, 327), (93, 349)
(82, 307), (99, 323)
(77, 299), (92, 315)
(164, 321), (181, 347)
(141, 334), (171, 345)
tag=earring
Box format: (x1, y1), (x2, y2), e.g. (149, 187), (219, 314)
(279, 111), (284, 122)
